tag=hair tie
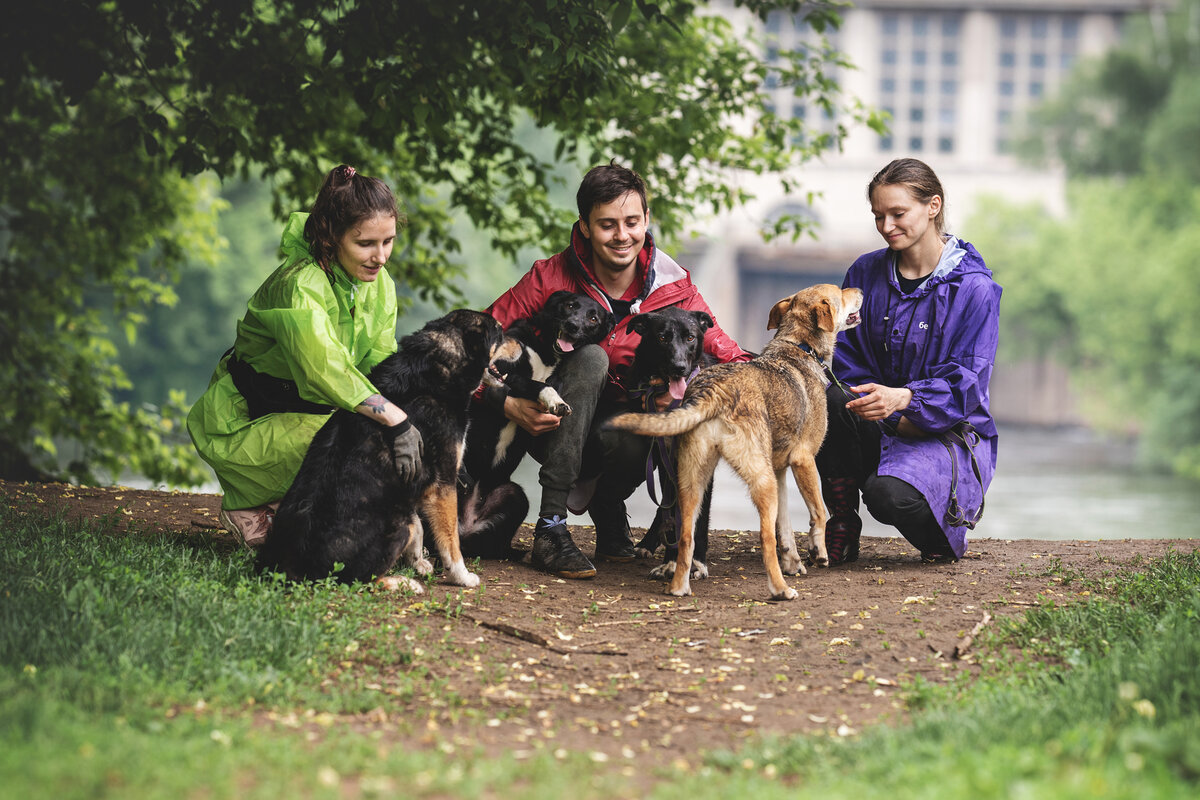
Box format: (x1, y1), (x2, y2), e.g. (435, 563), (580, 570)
(337, 165), (357, 181)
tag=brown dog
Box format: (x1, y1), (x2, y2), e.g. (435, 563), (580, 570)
(606, 284), (863, 599)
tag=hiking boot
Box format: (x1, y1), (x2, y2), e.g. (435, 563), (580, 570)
(823, 477), (861, 565)
(219, 503), (276, 549)
(589, 498), (636, 562)
(531, 516), (596, 579)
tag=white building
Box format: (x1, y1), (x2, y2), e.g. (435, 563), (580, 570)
(688, 0), (1158, 422)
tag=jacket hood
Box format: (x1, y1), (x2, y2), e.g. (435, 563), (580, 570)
(280, 212), (312, 264)
(567, 222), (688, 314)
(891, 236), (991, 297)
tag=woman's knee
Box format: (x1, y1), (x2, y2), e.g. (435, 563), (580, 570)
(862, 475), (928, 525)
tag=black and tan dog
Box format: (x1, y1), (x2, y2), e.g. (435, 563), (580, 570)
(458, 291), (614, 557)
(620, 307), (717, 580)
(607, 284), (863, 599)
(256, 309), (521, 592)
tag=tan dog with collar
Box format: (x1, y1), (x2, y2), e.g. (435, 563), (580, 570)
(606, 284), (863, 599)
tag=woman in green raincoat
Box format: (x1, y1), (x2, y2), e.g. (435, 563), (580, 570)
(187, 165), (424, 547)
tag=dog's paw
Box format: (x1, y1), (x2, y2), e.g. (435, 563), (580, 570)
(779, 548), (802, 575)
(538, 387), (571, 417)
(376, 575), (425, 594)
(444, 562), (481, 588)
(770, 585), (799, 601)
(667, 584), (692, 597)
(808, 546), (830, 568)
(690, 561), (709, 580)
(649, 561), (676, 579)
(412, 557), (434, 577)
(634, 546), (655, 560)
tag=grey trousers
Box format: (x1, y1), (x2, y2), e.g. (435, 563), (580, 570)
(524, 344), (651, 520)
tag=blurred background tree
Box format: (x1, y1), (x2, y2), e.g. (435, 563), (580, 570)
(0, 0), (881, 486)
(972, 0), (1200, 479)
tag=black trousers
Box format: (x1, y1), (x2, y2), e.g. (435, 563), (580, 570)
(816, 384), (954, 557)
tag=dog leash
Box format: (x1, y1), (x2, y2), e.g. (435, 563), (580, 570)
(941, 422), (986, 529)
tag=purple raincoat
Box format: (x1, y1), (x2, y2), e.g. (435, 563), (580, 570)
(833, 237), (1001, 557)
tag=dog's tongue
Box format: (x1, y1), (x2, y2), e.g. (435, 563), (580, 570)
(668, 377), (687, 400)
(556, 337), (574, 353)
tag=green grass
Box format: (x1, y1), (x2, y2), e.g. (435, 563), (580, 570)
(711, 550), (1200, 799)
(2, 500), (1198, 799)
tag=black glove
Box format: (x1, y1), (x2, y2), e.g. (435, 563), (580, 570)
(386, 419), (425, 481)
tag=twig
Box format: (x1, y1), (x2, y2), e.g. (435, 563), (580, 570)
(589, 618), (670, 627)
(953, 611), (992, 660)
(460, 613), (624, 656)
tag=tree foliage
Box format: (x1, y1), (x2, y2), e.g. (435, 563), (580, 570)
(0, 0), (877, 484)
(975, 0), (1200, 479)
(1017, 0), (1200, 183)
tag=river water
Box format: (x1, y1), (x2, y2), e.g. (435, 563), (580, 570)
(515, 424), (1200, 542)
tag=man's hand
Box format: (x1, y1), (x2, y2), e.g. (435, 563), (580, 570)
(388, 420), (425, 481)
(845, 383), (913, 422)
(505, 395), (563, 435)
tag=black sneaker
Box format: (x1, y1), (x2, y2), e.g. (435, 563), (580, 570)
(589, 500), (636, 562)
(531, 516), (596, 579)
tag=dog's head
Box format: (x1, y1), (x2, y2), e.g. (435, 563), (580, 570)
(628, 308), (713, 400)
(538, 291), (615, 355)
(767, 285), (863, 339)
(483, 333), (527, 390)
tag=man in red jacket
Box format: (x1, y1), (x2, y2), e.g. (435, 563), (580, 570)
(485, 162), (752, 579)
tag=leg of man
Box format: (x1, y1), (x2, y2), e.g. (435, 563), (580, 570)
(861, 475), (956, 561)
(583, 411), (651, 562)
(524, 343), (609, 578)
(815, 384), (881, 564)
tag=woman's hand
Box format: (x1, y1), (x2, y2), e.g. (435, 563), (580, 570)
(845, 383), (913, 422)
(505, 395), (562, 435)
(355, 393), (425, 478)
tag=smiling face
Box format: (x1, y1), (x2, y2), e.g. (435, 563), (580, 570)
(870, 183), (941, 253)
(335, 214), (397, 282)
(579, 190), (648, 278)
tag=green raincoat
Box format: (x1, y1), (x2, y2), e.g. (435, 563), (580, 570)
(187, 212), (398, 510)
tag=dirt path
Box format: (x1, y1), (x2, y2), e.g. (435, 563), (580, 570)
(5, 479), (1196, 771)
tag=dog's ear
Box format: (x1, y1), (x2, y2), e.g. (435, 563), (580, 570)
(815, 298), (836, 332)
(693, 311), (714, 333)
(629, 314), (649, 335)
(767, 296), (793, 331)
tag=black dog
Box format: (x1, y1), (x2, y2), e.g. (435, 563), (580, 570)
(458, 291), (614, 558)
(623, 307), (716, 581)
(256, 309), (517, 591)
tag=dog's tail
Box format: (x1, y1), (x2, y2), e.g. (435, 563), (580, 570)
(606, 401), (719, 438)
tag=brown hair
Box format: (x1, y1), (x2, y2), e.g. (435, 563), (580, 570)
(576, 160), (648, 221)
(867, 158), (946, 235)
(304, 165), (403, 273)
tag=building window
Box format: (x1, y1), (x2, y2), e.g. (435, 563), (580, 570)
(883, 49), (898, 65)
(942, 49), (958, 66)
(913, 49), (927, 66)
(909, 135), (924, 151)
(880, 135), (894, 152)
(938, 136), (954, 153)
(910, 107), (925, 122)
(941, 79), (957, 96)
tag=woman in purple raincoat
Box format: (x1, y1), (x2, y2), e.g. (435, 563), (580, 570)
(817, 158), (1001, 564)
